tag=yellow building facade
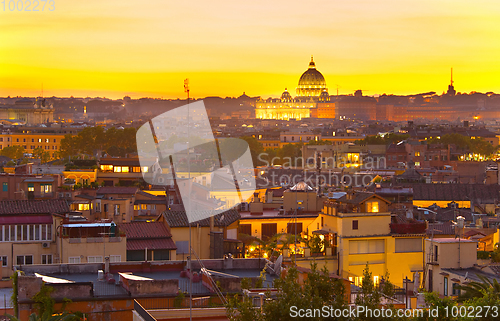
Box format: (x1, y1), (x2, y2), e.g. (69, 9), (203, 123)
(63, 169), (98, 185)
(323, 193), (424, 287)
(0, 132), (65, 158)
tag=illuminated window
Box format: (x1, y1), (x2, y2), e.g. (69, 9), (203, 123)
(141, 204), (148, 210)
(38, 139), (42, 143)
(78, 204), (90, 211)
(347, 153), (359, 163)
(121, 166), (129, 173)
(373, 276), (379, 286)
(354, 276), (363, 286)
(134, 205), (139, 210)
(45, 139), (49, 143)
(28, 183), (34, 192)
(114, 166), (122, 173)
(415, 162), (420, 167)
(366, 201), (379, 213)
(142, 167), (149, 173)
(415, 152), (420, 157)
(100, 165), (113, 171)
(132, 167), (141, 173)
(41, 184), (52, 194)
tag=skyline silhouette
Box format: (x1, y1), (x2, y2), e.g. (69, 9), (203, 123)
(1, 0), (500, 98)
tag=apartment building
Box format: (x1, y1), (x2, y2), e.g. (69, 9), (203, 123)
(98, 157), (148, 186)
(0, 200), (69, 278)
(322, 192), (425, 287)
(0, 132), (64, 158)
(0, 173), (62, 201)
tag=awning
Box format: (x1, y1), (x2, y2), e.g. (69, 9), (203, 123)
(71, 200), (91, 204)
(0, 215), (52, 225)
(127, 238), (177, 251)
(23, 178), (54, 183)
(62, 223), (113, 228)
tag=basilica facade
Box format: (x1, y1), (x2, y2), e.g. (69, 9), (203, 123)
(255, 57), (335, 120)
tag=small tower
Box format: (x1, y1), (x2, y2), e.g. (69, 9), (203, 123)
(447, 68), (456, 96)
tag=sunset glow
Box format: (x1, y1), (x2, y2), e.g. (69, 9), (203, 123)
(1, 0), (500, 98)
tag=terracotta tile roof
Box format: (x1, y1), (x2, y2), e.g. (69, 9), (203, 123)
(338, 192), (389, 205)
(120, 222), (176, 251)
(162, 209), (240, 227)
(463, 229), (486, 238)
(126, 238), (176, 251)
(0, 200), (69, 215)
(136, 190), (166, 199)
(120, 222), (172, 238)
(97, 187), (138, 195)
(435, 207), (473, 222)
(99, 158), (141, 166)
(75, 194), (95, 200)
(427, 222), (455, 236)
(412, 184), (500, 202)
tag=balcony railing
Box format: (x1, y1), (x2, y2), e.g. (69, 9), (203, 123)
(65, 236), (123, 243)
(27, 192), (54, 199)
(390, 222), (427, 234)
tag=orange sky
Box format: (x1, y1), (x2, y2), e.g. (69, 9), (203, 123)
(1, 0), (500, 99)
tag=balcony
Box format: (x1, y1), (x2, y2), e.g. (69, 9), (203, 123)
(65, 236), (123, 243)
(27, 192), (54, 199)
(137, 209), (157, 216)
(390, 222), (427, 235)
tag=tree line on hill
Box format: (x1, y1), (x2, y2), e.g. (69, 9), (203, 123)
(59, 127), (137, 158)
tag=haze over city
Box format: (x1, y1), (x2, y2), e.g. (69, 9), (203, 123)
(2, 0), (500, 98)
(3, 1), (500, 320)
